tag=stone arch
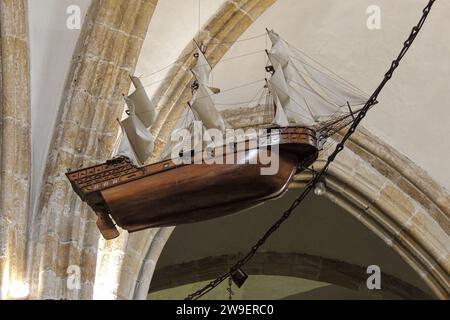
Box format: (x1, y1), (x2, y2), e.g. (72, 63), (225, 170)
(314, 128), (450, 299)
(149, 252), (431, 300)
(27, 0), (158, 299)
(149, 0), (277, 159)
(128, 126), (449, 300)
(95, 0), (449, 300)
(94, 0), (277, 300)
(0, 0), (31, 300)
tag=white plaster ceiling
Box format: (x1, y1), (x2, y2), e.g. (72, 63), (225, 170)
(28, 0), (91, 213)
(136, 0), (450, 190)
(28, 0), (450, 213)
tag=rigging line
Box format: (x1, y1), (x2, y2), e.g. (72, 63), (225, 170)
(286, 42), (370, 97)
(180, 50), (266, 72)
(267, 53), (343, 108)
(265, 33), (269, 79)
(248, 87), (267, 109)
(215, 86), (265, 106)
(185, 0), (436, 300)
(219, 50), (266, 63)
(267, 33), (367, 96)
(206, 33), (267, 45)
(289, 78), (343, 108)
(139, 52), (192, 79)
(269, 81), (320, 122)
(289, 54), (368, 97)
(317, 107), (366, 133)
(141, 78), (166, 89)
(215, 98), (260, 106)
(290, 80), (366, 109)
(137, 51), (265, 92)
(286, 40), (368, 96)
(246, 86), (265, 106)
(141, 50), (264, 82)
(142, 34), (266, 79)
(269, 74), (322, 119)
(198, 0), (201, 43)
(194, 79), (266, 100)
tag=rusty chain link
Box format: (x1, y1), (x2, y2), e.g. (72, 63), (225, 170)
(185, 0), (436, 300)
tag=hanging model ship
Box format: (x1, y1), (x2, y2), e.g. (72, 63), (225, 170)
(66, 30), (371, 240)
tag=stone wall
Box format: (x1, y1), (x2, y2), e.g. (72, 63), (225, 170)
(94, 0), (277, 300)
(0, 0), (31, 300)
(0, 0), (447, 300)
(150, 252), (431, 300)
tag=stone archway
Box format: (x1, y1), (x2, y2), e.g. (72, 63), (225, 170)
(127, 126), (449, 300)
(105, 115), (449, 300)
(94, 0), (277, 300)
(0, 0), (31, 300)
(149, 252), (432, 300)
(27, 0), (159, 299)
(94, 1), (449, 300)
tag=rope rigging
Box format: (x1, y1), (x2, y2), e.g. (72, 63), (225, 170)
(184, 0), (436, 300)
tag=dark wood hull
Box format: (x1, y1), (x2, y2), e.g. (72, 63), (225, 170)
(66, 127), (318, 239)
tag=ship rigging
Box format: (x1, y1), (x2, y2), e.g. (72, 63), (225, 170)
(67, 26), (392, 241)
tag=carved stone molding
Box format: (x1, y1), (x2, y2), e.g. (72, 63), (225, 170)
(0, 0), (31, 300)
(29, 0), (158, 299)
(150, 252), (431, 300)
(94, 0), (277, 300)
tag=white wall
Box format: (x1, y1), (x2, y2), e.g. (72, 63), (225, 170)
(136, 0), (450, 190)
(135, 0), (224, 97)
(29, 0), (91, 212)
(28, 0), (450, 202)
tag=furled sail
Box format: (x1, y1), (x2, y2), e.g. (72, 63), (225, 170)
(300, 63), (367, 107)
(190, 81), (227, 132)
(267, 66), (315, 126)
(117, 110), (155, 165)
(190, 45), (227, 132)
(266, 29), (368, 125)
(191, 44), (221, 94)
(116, 129), (138, 164)
(115, 75), (156, 165)
(126, 76), (156, 128)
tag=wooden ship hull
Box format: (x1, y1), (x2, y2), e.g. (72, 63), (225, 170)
(67, 127), (318, 239)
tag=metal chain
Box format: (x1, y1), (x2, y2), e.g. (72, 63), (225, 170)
(185, 0), (436, 300)
(227, 277), (234, 300)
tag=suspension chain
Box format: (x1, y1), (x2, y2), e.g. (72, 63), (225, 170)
(185, 0), (436, 300)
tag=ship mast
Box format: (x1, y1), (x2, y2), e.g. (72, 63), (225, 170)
(116, 76), (156, 165)
(264, 29), (369, 128)
(189, 41), (227, 131)
(161, 41), (228, 160)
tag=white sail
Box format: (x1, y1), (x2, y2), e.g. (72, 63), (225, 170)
(126, 76), (156, 128)
(288, 76), (341, 120)
(116, 129), (139, 164)
(268, 65), (316, 126)
(267, 29), (367, 123)
(191, 45), (221, 94)
(190, 80), (227, 132)
(269, 86), (289, 127)
(301, 63), (367, 106)
(267, 29), (292, 69)
(119, 112), (154, 165)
